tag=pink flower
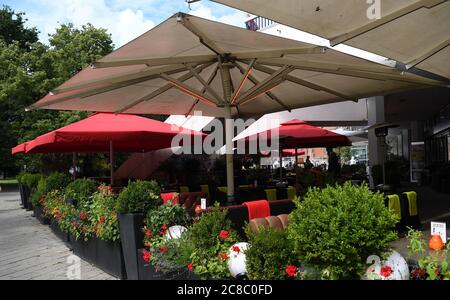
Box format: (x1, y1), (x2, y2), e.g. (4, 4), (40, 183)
(79, 213), (88, 220)
(145, 229), (152, 238)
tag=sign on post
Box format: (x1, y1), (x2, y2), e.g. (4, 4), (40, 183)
(431, 222), (447, 244)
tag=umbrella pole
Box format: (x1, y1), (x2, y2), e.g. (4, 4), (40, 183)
(72, 152), (77, 180)
(224, 104), (235, 203)
(279, 148), (283, 180)
(295, 146), (299, 192)
(110, 141), (114, 186)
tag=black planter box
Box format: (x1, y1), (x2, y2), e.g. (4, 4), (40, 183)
(20, 185), (31, 210)
(71, 235), (97, 264)
(118, 213), (144, 280)
(33, 205), (50, 225)
(96, 238), (127, 279)
(49, 219), (70, 244)
(19, 184), (26, 208)
(137, 249), (199, 280)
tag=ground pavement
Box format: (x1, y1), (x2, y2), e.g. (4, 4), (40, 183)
(0, 189), (115, 280)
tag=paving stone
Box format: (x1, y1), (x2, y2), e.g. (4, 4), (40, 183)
(0, 190), (115, 280)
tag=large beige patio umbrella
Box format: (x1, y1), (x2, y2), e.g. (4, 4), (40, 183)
(212, 0), (450, 79)
(29, 13), (443, 201)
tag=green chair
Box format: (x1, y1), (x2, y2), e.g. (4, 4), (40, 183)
(217, 186), (228, 194)
(265, 189), (277, 201)
(402, 191), (421, 229)
(386, 194), (402, 220)
(200, 184), (210, 197)
(179, 186), (189, 193)
(287, 186), (296, 200)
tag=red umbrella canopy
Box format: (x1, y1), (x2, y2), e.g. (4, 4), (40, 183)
(246, 119), (351, 149)
(11, 142), (27, 155)
(14, 113), (205, 154)
(260, 149), (306, 158)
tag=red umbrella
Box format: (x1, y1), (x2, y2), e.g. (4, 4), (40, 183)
(260, 149), (306, 158)
(11, 142), (28, 155)
(246, 119), (351, 149)
(13, 113), (205, 184)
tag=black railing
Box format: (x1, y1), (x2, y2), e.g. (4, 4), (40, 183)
(245, 16), (275, 31)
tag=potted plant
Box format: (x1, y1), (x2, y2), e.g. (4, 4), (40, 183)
(139, 202), (190, 279)
(115, 180), (162, 279)
(90, 186), (126, 279)
(406, 228), (450, 280)
(287, 182), (399, 279)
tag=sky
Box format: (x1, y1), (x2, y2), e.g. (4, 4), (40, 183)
(1, 0), (249, 47)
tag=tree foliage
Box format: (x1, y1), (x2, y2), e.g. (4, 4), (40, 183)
(0, 5), (114, 176)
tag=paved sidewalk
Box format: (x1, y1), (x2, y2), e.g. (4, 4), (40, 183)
(0, 190), (115, 280)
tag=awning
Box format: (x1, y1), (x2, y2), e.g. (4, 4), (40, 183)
(212, 0), (450, 79)
(14, 113), (205, 154)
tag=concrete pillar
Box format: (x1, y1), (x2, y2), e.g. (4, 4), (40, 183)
(367, 96), (385, 166)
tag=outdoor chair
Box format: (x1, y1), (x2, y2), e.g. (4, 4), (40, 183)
(179, 186), (190, 193)
(265, 189), (277, 201)
(248, 214), (290, 233)
(384, 194), (408, 233)
(400, 191), (421, 230)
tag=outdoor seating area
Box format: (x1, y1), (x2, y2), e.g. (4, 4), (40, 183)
(1, 0), (450, 284)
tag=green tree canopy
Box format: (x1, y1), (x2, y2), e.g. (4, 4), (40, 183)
(0, 5), (38, 50)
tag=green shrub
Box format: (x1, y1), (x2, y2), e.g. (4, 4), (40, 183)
(45, 172), (71, 192)
(245, 227), (298, 280)
(116, 180), (162, 213)
(18, 173), (42, 189)
(185, 205), (239, 279)
(64, 178), (97, 209)
(90, 187), (120, 241)
(144, 202), (189, 237)
(287, 182), (398, 279)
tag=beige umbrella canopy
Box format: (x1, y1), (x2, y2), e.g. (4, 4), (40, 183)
(30, 13), (442, 200)
(212, 0), (450, 80)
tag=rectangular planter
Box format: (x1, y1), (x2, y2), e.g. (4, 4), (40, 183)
(96, 238), (127, 279)
(118, 213), (144, 280)
(71, 235), (97, 264)
(137, 249), (199, 280)
(49, 219), (70, 244)
(19, 184), (26, 208)
(33, 205), (50, 225)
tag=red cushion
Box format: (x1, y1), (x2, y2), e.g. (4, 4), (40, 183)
(243, 200), (271, 220)
(160, 192), (179, 205)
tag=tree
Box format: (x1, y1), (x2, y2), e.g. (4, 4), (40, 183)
(0, 5), (38, 50)
(0, 6), (114, 176)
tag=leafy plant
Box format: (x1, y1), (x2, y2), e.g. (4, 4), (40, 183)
(245, 226), (299, 280)
(407, 228), (450, 280)
(142, 202), (190, 274)
(116, 180), (162, 213)
(89, 187), (120, 241)
(64, 178), (97, 209)
(185, 205), (239, 279)
(287, 182), (398, 279)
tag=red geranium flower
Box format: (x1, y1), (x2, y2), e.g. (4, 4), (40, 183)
(218, 230), (229, 240)
(99, 216), (105, 224)
(232, 245), (240, 253)
(159, 245), (168, 253)
(187, 263), (193, 271)
(380, 266), (393, 278)
(285, 265), (298, 277)
(161, 224), (168, 230)
(79, 213), (88, 220)
(219, 252), (228, 260)
(145, 229), (152, 238)
(143, 250), (151, 262)
(412, 268), (426, 278)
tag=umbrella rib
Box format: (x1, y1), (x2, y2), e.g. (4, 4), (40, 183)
(232, 61), (291, 111)
(93, 54), (217, 68)
(329, 0), (447, 46)
(53, 64), (190, 95)
(406, 38), (450, 69)
(185, 64), (220, 116)
(254, 58), (444, 86)
(178, 13), (224, 55)
(29, 64), (194, 110)
(160, 73), (219, 106)
(185, 65), (225, 103)
(230, 58), (256, 105)
(236, 65), (294, 103)
(114, 63), (211, 114)
(251, 62), (356, 101)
